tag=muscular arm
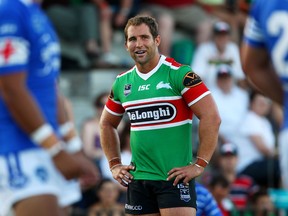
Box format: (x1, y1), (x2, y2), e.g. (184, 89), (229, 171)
(241, 43), (284, 105)
(99, 109), (123, 161)
(191, 94), (221, 163)
(100, 109), (134, 187)
(0, 71), (62, 150)
(57, 92), (78, 140)
(167, 93), (221, 185)
(57, 92), (73, 124)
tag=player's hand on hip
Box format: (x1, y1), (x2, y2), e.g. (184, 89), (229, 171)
(167, 164), (204, 186)
(111, 164), (135, 187)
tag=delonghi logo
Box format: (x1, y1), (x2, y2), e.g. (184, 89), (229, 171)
(126, 103), (176, 125)
(125, 204), (143, 211)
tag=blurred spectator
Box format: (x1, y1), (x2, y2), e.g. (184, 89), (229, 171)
(81, 92), (109, 169)
(195, 182), (222, 216)
(94, 0), (136, 67)
(88, 179), (125, 216)
(42, 0), (101, 69)
(211, 64), (249, 144)
(208, 173), (235, 216)
(234, 92), (280, 188)
(192, 21), (245, 89)
(140, 0), (215, 56)
(200, 0), (250, 44)
(218, 143), (258, 210)
(250, 188), (275, 216)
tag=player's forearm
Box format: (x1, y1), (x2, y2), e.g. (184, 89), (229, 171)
(246, 68), (283, 105)
(1, 84), (47, 133)
(57, 92), (69, 125)
(57, 93), (77, 139)
(100, 122), (121, 161)
(1, 84), (63, 153)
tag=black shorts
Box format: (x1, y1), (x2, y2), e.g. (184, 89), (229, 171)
(125, 179), (196, 215)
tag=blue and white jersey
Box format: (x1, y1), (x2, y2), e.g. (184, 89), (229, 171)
(243, 0), (288, 129)
(196, 182), (222, 216)
(0, 0), (61, 153)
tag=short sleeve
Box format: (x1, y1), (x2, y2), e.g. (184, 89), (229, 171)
(170, 65), (210, 107)
(0, 3), (29, 73)
(105, 79), (125, 116)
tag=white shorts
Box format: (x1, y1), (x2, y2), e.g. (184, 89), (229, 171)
(0, 148), (81, 216)
(279, 129), (288, 189)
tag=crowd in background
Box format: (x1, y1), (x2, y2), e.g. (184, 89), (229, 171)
(38, 0), (287, 215)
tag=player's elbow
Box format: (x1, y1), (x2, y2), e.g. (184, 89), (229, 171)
(213, 111), (222, 129)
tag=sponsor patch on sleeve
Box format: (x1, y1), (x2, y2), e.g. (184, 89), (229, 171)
(182, 72), (202, 87)
(0, 37), (29, 67)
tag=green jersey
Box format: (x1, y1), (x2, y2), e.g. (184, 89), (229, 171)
(106, 56), (210, 180)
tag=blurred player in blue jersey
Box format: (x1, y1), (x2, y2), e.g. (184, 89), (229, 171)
(241, 0), (288, 189)
(0, 0), (99, 215)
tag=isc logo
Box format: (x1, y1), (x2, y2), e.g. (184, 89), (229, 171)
(138, 84), (150, 91)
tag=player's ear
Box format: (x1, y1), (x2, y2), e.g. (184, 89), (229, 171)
(155, 35), (161, 47)
(125, 41), (128, 51)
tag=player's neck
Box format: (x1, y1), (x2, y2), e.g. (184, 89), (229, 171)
(136, 53), (161, 74)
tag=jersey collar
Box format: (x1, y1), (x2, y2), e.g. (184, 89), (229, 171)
(136, 55), (166, 81)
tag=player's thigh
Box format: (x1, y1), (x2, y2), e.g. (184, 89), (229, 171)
(160, 207), (196, 216)
(13, 194), (62, 216)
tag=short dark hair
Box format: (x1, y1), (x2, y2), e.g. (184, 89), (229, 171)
(124, 15), (159, 42)
(209, 173), (230, 188)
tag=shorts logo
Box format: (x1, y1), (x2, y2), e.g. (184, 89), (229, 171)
(126, 103), (176, 125)
(35, 167), (49, 182)
(125, 204), (143, 211)
(177, 183), (191, 202)
(9, 174), (28, 189)
(6, 153), (28, 189)
(183, 72), (202, 87)
(124, 84), (132, 96)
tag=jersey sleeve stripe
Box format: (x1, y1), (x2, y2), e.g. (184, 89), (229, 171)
(243, 17), (266, 47)
(105, 98), (125, 115)
(182, 83), (210, 106)
(187, 91), (210, 107)
(105, 106), (124, 116)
